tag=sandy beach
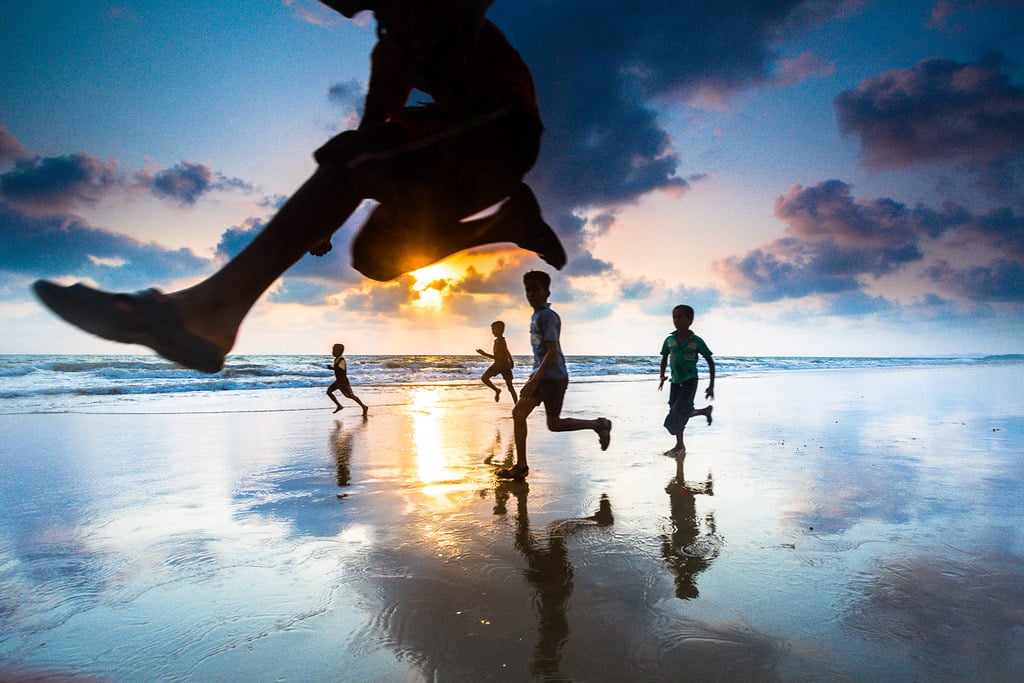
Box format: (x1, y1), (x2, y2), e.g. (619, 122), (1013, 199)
(2, 362), (1023, 681)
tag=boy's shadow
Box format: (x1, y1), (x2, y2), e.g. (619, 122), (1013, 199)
(662, 455), (722, 600)
(494, 481), (613, 679)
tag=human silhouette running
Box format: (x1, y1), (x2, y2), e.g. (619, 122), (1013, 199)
(658, 304), (715, 455)
(476, 320), (518, 403)
(497, 270), (611, 480)
(327, 343), (369, 416)
(32, 0), (565, 374)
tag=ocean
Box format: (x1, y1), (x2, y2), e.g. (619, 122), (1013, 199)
(2, 353), (1021, 413)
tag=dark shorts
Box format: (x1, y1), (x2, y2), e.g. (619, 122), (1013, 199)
(329, 380), (355, 398)
(665, 378), (698, 435)
(314, 103), (542, 214)
(483, 363), (514, 381)
(534, 377), (569, 416)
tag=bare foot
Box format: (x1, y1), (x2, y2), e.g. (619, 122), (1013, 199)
(597, 418), (612, 451)
(494, 389), (501, 402)
(333, 406), (343, 413)
(705, 405), (713, 425)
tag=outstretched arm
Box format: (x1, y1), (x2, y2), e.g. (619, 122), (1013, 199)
(477, 348), (494, 358)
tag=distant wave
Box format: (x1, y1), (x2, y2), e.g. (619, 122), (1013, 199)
(0, 353), (1019, 403)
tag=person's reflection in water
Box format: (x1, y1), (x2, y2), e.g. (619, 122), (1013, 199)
(332, 419), (366, 497)
(495, 481), (613, 679)
(662, 455), (720, 600)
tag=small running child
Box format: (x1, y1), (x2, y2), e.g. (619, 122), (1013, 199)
(658, 305), (714, 455)
(476, 320), (518, 403)
(328, 343), (369, 416)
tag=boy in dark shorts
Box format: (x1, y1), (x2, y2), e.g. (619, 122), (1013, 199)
(658, 305), (715, 455)
(497, 271), (611, 480)
(328, 343), (369, 416)
(476, 320), (518, 403)
(33, 0), (565, 374)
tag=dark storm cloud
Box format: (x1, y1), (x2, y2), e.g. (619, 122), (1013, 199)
(834, 53), (1024, 169)
(0, 202), (210, 291)
(924, 258), (1024, 302)
(0, 152), (121, 214)
(716, 180), (1024, 306)
(492, 0), (852, 215)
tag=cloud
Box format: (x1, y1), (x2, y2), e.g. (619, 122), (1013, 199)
(772, 51), (835, 87)
(481, 0), (861, 273)
(0, 152), (121, 215)
(834, 53), (1024, 169)
(283, 0), (340, 27)
(139, 162), (254, 206)
(328, 79), (366, 115)
(0, 128), (256, 215)
(0, 125), (29, 165)
(924, 258), (1024, 302)
(714, 180), (1024, 306)
(0, 201), (210, 291)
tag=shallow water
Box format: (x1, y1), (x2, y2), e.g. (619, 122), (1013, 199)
(1, 365), (1022, 680)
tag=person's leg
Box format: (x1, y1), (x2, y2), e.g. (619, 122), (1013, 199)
(541, 379), (612, 450)
(341, 386), (369, 416)
(501, 369), (519, 403)
(508, 390), (542, 474)
(666, 380), (697, 453)
(34, 164), (362, 372)
(481, 366), (502, 401)
(328, 382), (344, 413)
(348, 106), (565, 281)
(691, 404), (713, 425)
(167, 166), (361, 353)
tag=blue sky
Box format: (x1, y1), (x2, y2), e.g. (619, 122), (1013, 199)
(2, 0), (1023, 356)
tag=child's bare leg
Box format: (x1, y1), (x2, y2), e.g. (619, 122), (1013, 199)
(546, 415), (613, 451)
(327, 387), (343, 413)
(505, 377), (519, 404)
(165, 166), (360, 354)
(353, 395), (369, 416)
(481, 373), (501, 401)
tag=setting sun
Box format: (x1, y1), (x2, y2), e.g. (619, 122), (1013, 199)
(409, 262), (459, 310)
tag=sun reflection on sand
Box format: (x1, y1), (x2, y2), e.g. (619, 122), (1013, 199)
(408, 387), (470, 507)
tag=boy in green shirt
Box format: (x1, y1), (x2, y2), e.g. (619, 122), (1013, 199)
(658, 305), (714, 455)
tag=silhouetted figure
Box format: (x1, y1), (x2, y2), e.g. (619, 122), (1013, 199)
(496, 482), (613, 678)
(328, 343), (369, 415)
(332, 421), (355, 489)
(33, 0), (565, 374)
(497, 271), (611, 480)
(658, 304), (715, 455)
(662, 455), (719, 600)
(476, 320), (518, 403)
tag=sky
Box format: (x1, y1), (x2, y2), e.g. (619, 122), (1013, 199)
(2, 0), (1023, 357)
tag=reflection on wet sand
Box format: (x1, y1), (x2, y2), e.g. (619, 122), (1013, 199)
(496, 481), (613, 680)
(662, 455), (721, 600)
(331, 418), (363, 491)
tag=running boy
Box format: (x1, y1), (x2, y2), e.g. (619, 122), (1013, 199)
(658, 305), (714, 455)
(33, 0), (565, 374)
(476, 320), (518, 403)
(328, 343), (369, 416)
(497, 271), (611, 480)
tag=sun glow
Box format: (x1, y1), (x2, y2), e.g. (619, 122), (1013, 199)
(409, 262), (459, 310)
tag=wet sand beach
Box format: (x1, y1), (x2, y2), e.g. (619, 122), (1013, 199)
(2, 362), (1023, 681)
